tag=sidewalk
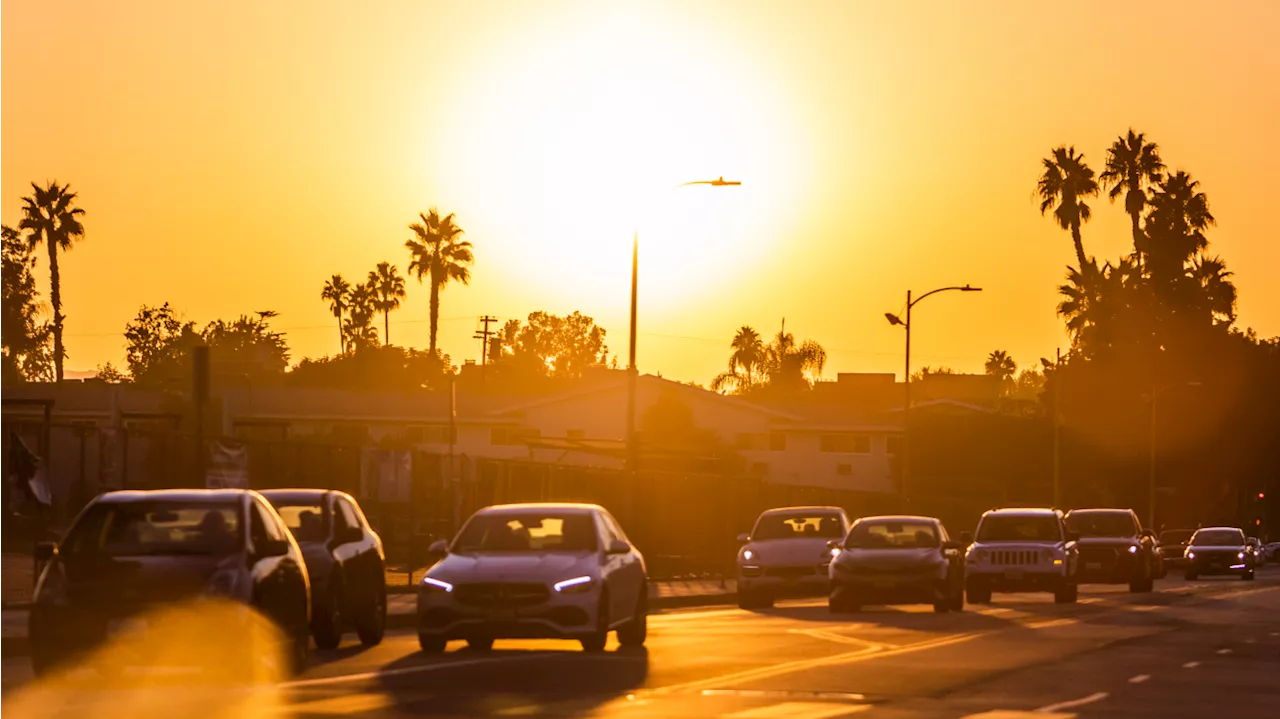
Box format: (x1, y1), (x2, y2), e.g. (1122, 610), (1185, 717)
(1, 578), (737, 658)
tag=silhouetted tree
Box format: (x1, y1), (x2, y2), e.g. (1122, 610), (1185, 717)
(368, 262), (406, 345)
(289, 346), (455, 392)
(759, 328), (826, 392)
(491, 311), (608, 380)
(1100, 129), (1165, 261)
(2, 224), (53, 382)
(124, 304), (289, 384)
(124, 303), (201, 383)
(712, 326), (766, 393)
(342, 282), (379, 352)
(984, 350), (1017, 382)
(94, 362), (127, 383)
(19, 181), (85, 381)
(406, 209), (473, 353)
(1145, 171), (1214, 284)
(321, 274), (351, 353)
(1037, 146), (1099, 269)
(1187, 254), (1236, 325)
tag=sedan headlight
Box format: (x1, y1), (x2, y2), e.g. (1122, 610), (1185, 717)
(553, 576), (595, 594)
(1127, 545), (1139, 554)
(422, 576), (454, 593)
(1186, 551), (1196, 560)
(1237, 552), (1246, 560)
(742, 549), (755, 562)
(828, 547), (841, 559)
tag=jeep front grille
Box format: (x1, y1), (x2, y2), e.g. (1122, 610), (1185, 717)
(990, 550), (1040, 566)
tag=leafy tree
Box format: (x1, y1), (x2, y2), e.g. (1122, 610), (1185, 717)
(406, 209), (473, 353)
(1037, 146), (1099, 269)
(289, 346), (454, 392)
(94, 362), (128, 383)
(124, 303), (201, 383)
(2, 224), (53, 382)
(18, 181), (85, 381)
(342, 283), (379, 353)
(124, 304), (289, 384)
(202, 314), (289, 374)
(1100, 129), (1165, 260)
(984, 350), (1017, 382)
(759, 328), (826, 392)
(911, 366), (956, 382)
(491, 311), (608, 379)
(368, 262), (406, 345)
(321, 274), (351, 353)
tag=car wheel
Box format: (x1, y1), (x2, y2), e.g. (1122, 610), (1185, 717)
(288, 624), (311, 676)
(1242, 570), (1255, 581)
(466, 637), (495, 651)
(418, 633), (447, 653)
(579, 593), (609, 652)
(312, 579), (344, 650)
(356, 584), (387, 647)
(616, 585), (648, 648)
(966, 581), (991, 605)
(932, 600), (951, 613)
(1054, 583), (1077, 604)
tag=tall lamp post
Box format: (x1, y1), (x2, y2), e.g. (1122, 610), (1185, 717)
(884, 284), (982, 510)
(625, 178), (741, 516)
(1147, 381), (1201, 530)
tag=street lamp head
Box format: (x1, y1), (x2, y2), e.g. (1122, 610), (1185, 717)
(885, 313), (904, 326)
(710, 176), (742, 186)
(961, 285), (982, 292)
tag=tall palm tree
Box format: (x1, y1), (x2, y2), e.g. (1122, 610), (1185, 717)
(1056, 259), (1105, 344)
(1145, 171), (1214, 278)
(368, 262), (406, 345)
(342, 282), (379, 352)
(984, 350), (1017, 382)
(1100, 129), (1165, 261)
(729, 326), (764, 386)
(19, 181), (85, 381)
(1037, 145), (1099, 270)
(1188, 254), (1236, 324)
(406, 209), (474, 353)
(321, 274), (351, 353)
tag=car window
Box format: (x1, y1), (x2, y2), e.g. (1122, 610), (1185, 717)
(336, 498), (361, 533)
(601, 511), (630, 544)
(61, 501), (243, 557)
(1191, 529), (1245, 546)
(753, 512), (846, 540)
(1160, 530), (1193, 544)
(976, 515), (1062, 542)
(596, 513), (620, 548)
(453, 512), (598, 553)
(845, 520), (940, 549)
(271, 501), (329, 542)
(1065, 512), (1137, 537)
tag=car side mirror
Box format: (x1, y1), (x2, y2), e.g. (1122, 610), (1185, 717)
(336, 526), (363, 545)
(737, 533), (750, 543)
(607, 539), (631, 555)
(959, 531), (973, 546)
(34, 542), (57, 562)
(942, 540), (962, 551)
(428, 539), (449, 555)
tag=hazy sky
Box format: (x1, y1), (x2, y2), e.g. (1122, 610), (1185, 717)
(4, 1), (1278, 383)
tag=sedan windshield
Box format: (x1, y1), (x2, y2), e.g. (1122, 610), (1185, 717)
(454, 513), (598, 553)
(1191, 529), (1245, 546)
(976, 515), (1061, 542)
(61, 501), (243, 557)
(845, 520), (939, 549)
(1065, 512), (1137, 538)
(753, 513), (844, 540)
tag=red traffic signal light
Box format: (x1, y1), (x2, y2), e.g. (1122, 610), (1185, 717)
(1259, 492), (1266, 500)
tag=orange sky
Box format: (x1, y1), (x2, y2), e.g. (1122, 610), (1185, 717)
(4, 1), (1278, 384)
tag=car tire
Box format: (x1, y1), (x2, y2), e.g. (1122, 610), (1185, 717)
(616, 585), (648, 648)
(356, 584), (387, 647)
(312, 579), (344, 650)
(932, 600), (950, 613)
(418, 633), (447, 653)
(466, 637), (495, 651)
(1054, 583), (1078, 604)
(966, 581), (991, 605)
(579, 593), (609, 652)
(829, 591), (859, 614)
(1242, 570), (1255, 581)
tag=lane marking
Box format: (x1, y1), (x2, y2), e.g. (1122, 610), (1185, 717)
(1182, 661), (1200, 668)
(701, 690), (867, 701)
(280, 652), (553, 688)
(1027, 619), (1078, 630)
(725, 701), (871, 718)
(1128, 674), (1150, 684)
(1035, 691), (1109, 713)
(788, 628), (895, 649)
(1215, 648), (1232, 655)
(288, 693), (394, 714)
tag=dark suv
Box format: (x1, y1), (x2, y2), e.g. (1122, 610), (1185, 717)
(1063, 508), (1161, 592)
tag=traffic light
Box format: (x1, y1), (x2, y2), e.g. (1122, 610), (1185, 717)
(1259, 492), (1266, 500)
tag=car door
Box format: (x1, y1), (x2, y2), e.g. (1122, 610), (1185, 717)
(592, 512), (628, 625)
(329, 495), (368, 610)
(601, 510), (643, 621)
(248, 498), (291, 626)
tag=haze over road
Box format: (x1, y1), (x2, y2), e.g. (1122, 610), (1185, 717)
(6, 572), (1277, 718)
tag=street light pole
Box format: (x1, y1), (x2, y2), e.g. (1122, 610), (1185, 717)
(885, 284), (982, 511)
(1148, 381), (1201, 530)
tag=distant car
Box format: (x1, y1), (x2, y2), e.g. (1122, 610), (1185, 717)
(28, 489), (311, 677)
(260, 489), (387, 649)
(965, 508), (1079, 604)
(828, 515), (965, 613)
(417, 503), (647, 653)
(1063, 508), (1160, 592)
(1265, 542), (1280, 563)
(1159, 529), (1195, 568)
(1184, 527), (1254, 580)
(736, 506), (851, 609)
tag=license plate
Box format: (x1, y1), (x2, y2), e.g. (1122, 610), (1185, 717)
(1004, 569), (1024, 580)
(872, 580), (895, 590)
(1086, 562), (1103, 571)
(107, 618), (148, 640)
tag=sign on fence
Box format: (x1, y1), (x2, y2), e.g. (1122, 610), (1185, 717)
(206, 440), (249, 489)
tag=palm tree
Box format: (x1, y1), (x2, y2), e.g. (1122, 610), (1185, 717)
(343, 282), (379, 352)
(1146, 171), (1214, 278)
(321, 274), (351, 353)
(368, 262), (406, 345)
(984, 350), (1017, 382)
(406, 209), (474, 353)
(1100, 129), (1165, 262)
(1037, 145), (1099, 270)
(19, 181), (85, 381)
(1188, 254), (1236, 324)
(761, 328), (827, 391)
(1056, 259), (1105, 344)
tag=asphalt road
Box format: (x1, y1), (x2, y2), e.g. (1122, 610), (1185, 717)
(4, 571), (1278, 718)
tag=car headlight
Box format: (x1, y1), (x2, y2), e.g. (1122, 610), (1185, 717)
(1186, 551), (1195, 559)
(422, 576), (454, 593)
(1237, 552), (1246, 560)
(742, 549), (755, 562)
(1128, 545), (1139, 554)
(828, 547), (841, 559)
(967, 549), (987, 562)
(554, 576), (595, 594)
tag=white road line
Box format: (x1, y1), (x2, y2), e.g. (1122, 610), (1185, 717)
(280, 652), (553, 688)
(1035, 691), (1109, 713)
(788, 628), (894, 649)
(1128, 674), (1150, 684)
(1182, 661), (1200, 668)
(1026, 618), (1078, 630)
(1215, 648), (1232, 655)
(725, 702), (871, 719)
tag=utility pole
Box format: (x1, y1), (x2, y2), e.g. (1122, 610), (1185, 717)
(1052, 347), (1061, 508)
(474, 315), (498, 381)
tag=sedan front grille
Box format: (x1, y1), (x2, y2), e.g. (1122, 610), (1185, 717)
(764, 566), (817, 579)
(990, 550), (1041, 566)
(453, 582), (550, 609)
(1079, 547), (1119, 570)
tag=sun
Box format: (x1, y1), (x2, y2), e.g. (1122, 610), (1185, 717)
(433, 3), (813, 317)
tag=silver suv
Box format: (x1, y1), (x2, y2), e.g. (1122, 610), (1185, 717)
(965, 508), (1079, 604)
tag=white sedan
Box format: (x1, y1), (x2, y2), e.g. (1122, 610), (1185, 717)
(736, 506), (851, 608)
(418, 503), (647, 652)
